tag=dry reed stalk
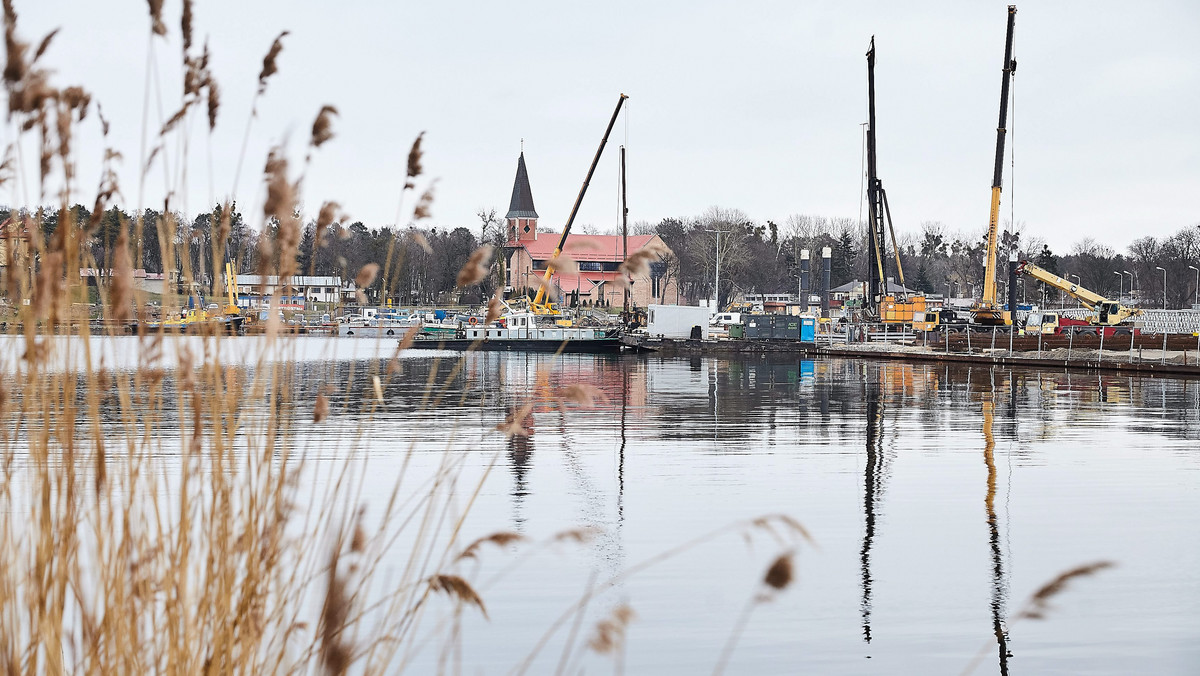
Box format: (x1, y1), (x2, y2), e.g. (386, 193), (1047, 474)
(110, 218), (133, 323)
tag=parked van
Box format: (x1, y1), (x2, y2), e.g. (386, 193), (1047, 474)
(711, 312), (742, 327)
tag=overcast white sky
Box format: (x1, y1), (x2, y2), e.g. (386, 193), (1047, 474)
(7, 0), (1199, 252)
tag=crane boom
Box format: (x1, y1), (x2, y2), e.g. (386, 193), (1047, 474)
(1015, 260), (1140, 325)
(972, 5), (1017, 325)
(530, 94), (628, 313)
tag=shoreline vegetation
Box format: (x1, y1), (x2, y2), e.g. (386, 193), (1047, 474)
(0, 1), (1111, 673)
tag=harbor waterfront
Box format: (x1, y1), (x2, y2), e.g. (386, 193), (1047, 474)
(5, 335), (1197, 673)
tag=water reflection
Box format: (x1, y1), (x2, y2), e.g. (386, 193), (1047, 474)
(982, 390), (1011, 674)
(22, 339), (1199, 674)
(861, 371), (884, 645)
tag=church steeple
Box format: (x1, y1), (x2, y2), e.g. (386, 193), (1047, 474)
(506, 151), (538, 241)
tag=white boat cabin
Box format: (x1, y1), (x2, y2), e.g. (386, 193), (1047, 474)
(461, 310), (604, 341)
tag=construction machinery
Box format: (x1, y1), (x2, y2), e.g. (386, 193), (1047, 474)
(223, 261), (241, 316)
(971, 5), (1018, 325)
(863, 38), (925, 325)
(524, 94), (628, 319)
(1015, 260), (1140, 327)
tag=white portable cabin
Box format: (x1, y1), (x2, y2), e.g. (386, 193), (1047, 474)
(646, 304), (711, 339)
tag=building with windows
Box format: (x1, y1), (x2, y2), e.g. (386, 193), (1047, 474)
(501, 152), (677, 308)
(223, 274), (348, 308)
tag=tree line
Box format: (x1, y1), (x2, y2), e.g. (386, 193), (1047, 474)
(4, 203), (1198, 309)
(637, 209), (1200, 310)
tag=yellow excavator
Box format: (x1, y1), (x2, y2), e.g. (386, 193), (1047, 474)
(972, 6), (1018, 325)
(523, 94), (628, 326)
(1015, 260), (1140, 326)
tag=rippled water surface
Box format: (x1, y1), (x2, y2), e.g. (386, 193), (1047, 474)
(12, 336), (1200, 674)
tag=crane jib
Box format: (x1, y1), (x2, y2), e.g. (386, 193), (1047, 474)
(531, 94), (628, 310)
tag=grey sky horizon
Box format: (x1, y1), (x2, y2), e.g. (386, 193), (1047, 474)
(8, 0), (1198, 254)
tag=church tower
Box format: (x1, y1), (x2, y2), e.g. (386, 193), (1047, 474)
(506, 152), (538, 242)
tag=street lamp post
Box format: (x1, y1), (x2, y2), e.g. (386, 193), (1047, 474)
(706, 229), (721, 312)
(1070, 274), (1081, 308)
(1189, 265), (1199, 308)
(1155, 266), (1167, 309)
(1123, 270), (1134, 305)
(1114, 271), (1123, 304)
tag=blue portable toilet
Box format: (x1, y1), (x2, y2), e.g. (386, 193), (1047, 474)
(800, 359), (815, 380)
(800, 316), (816, 342)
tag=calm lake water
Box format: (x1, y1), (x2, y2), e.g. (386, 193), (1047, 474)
(9, 336), (1200, 674)
(296, 341), (1200, 675)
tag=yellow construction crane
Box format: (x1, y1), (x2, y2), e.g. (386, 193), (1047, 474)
(1015, 260), (1140, 326)
(972, 6), (1018, 325)
(527, 94), (628, 317)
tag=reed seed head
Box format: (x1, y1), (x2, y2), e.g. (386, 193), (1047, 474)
(313, 391), (330, 423)
(763, 552), (794, 591)
(316, 201), (339, 243)
(411, 230), (432, 254)
(32, 27), (55, 62)
(558, 384), (605, 408)
(455, 532), (525, 562)
(588, 604), (635, 655)
(355, 263), (379, 289)
(456, 244), (492, 287)
(496, 403), (535, 437)
(146, 0), (166, 36)
(1017, 561), (1115, 620)
(404, 132), (424, 187)
(310, 105), (338, 148)
(258, 31), (289, 94)
(412, 182), (435, 220)
(485, 291), (503, 324)
(206, 77), (220, 131)
(428, 575), (487, 619)
(181, 0), (193, 52)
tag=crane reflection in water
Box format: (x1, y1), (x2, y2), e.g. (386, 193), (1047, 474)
(860, 368), (885, 646)
(982, 372), (1012, 674)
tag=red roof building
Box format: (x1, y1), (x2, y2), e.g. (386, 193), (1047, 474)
(501, 152), (678, 308)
